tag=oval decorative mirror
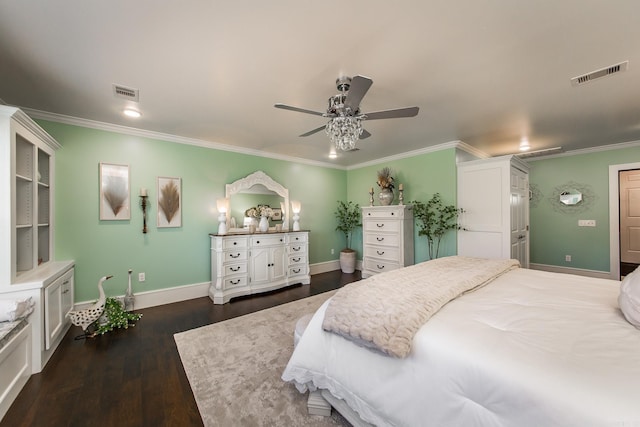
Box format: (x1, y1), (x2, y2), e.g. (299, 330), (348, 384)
(225, 171), (289, 231)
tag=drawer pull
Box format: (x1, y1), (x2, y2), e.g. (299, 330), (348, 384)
(293, 268), (301, 274)
(230, 266), (241, 272)
(63, 280), (70, 285)
(256, 240), (260, 244)
(62, 289), (69, 294)
(376, 250), (385, 255)
(230, 253), (241, 258)
(233, 242), (237, 245)
(280, 238), (283, 242)
(292, 257), (301, 262)
(292, 246), (301, 251)
(376, 237), (384, 242)
(376, 264), (385, 270)
(230, 279), (241, 285)
(376, 223), (384, 228)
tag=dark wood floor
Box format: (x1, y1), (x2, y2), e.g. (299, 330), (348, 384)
(1, 270), (360, 427)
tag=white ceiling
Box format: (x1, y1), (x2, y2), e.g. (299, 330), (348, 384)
(1, 1), (640, 167)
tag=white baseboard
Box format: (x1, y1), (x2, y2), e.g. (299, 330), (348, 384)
(73, 281), (210, 311)
(73, 261), (362, 311)
(529, 263), (614, 280)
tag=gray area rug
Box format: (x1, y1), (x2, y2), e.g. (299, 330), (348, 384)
(174, 291), (349, 427)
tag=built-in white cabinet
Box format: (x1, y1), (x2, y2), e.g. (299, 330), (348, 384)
(0, 106), (75, 373)
(361, 205), (414, 278)
(209, 231), (310, 304)
(457, 155), (530, 267)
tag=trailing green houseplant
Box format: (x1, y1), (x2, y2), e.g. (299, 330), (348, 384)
(335, 200), (361, 273)
(412, 193), (459, 260)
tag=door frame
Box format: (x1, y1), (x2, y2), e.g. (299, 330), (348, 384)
(609, 162), (640, 280)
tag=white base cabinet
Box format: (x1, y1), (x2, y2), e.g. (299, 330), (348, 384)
(361, 205), (414, 278)
(457, 155), (530, 267)
(209, 231), (310, 304)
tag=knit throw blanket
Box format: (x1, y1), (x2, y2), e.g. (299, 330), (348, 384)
(322, 256), (520, 358)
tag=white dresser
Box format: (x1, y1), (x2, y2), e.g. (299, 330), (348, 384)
(361, 205), (414, 278)
(209, 231), (310, 304)
(457, 155), (530, 267)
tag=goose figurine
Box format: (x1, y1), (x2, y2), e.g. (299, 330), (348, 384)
(68, 275), (113, 337)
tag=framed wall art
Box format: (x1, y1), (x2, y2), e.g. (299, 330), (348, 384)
(157, 176), (182, 228)
(99, 162), (130, 220)
(271, 207), (282, 221)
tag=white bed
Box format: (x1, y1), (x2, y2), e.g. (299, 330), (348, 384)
(282, 263), (640, 427)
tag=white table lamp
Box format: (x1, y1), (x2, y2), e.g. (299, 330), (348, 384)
(291, 200), (301, 231)
(217, 198), (229, 235)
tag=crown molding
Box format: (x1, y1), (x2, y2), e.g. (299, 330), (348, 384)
(346, 140), (489, 170)
(21, 108), (347, 170)
(524, 139), (640, 161)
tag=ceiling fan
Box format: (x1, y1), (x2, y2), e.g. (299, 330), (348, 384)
(274, 75), (419, 151)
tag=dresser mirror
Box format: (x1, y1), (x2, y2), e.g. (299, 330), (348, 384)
(225, 170), (289, 231)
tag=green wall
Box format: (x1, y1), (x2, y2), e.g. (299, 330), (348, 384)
(39, 120), (346, 302)
(346, 148), (459, 263)
(529, 146), (640, 272)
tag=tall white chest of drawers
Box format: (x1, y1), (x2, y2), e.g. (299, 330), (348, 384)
(209, 231), (310, 304)
(361, 205), (414, 278)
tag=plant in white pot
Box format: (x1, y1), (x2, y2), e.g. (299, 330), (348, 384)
(335, 200), (361, 273)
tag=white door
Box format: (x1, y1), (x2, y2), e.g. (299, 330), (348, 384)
(509, 167), (529, 267)
(619, 169), (640, 265)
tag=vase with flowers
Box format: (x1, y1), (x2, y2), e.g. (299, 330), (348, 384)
(377, 167), (395, 205)
(246, 205), (273, 232)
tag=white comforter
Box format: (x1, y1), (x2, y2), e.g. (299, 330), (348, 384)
(282, 268), (640, 427)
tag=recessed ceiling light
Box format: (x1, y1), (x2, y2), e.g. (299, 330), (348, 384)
(123, 108), (141, 118)
(329, 151), (337, 159)
(519, 137), (530, 151)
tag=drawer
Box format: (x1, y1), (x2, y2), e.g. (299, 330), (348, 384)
(223, 237), (248, 250)
(364, 220), (400, 233)
(363, 258), (401, 274)
(223, 250), (248, 264)
(288, 266), (307, 277)
(250, 235), (285, 247)
(362, 206), (411, 219)
(224, 276), (248, 289)
(224, 262), (248, 275)
(288, 244), (307, 254)
(364, 245), (399, 262)
(288, 254), (307, 266)
(364, 233), (399, 247)
(286, 233), (308, 244)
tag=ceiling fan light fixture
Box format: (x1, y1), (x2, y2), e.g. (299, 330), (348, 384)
(326, 116), (363, 151)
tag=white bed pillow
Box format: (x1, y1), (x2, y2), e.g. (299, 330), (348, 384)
(619, 271), (640, 329)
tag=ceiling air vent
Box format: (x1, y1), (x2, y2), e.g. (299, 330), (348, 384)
(517, 147), (564, 159)
(113, 84), (139, 101)
(571, 61), (628, 86)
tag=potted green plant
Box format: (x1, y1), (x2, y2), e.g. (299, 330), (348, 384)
(411, 193), (459, 260)
(335, 200), (361, 273)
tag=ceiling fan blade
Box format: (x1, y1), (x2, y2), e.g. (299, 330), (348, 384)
(344, 75), (373, 111)
(364, 106), (419, 121)
(360, 129), (371, 139)
(299, 125), (326, 137)
(274, 103), (325, 116)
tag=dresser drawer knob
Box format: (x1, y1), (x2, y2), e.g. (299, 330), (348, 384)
(376, 237), (384, 242)
(376, 223), (384, 228)
(377, 250), (385, 255)
(376, 264), (385, 270)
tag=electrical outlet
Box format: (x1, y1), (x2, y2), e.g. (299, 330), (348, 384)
(578, 220), (597, 227)
(331, 248), (335, 255)
(138, 272), (145, 282)
(565, 255), (572, 262)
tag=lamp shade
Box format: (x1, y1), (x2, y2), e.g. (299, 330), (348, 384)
(216, 198), (229, 213)
(291, 200), (301, 214)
